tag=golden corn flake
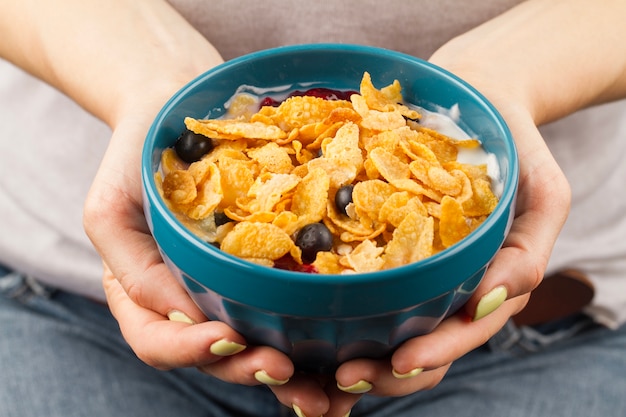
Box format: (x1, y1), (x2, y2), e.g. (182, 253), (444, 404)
(218, 156), (257, 208)
(323, 107), (362, 125)
(439, 195), (471, 248)
(307, 157), (358, 189)
(185, 163), (223, 220)
(185, 117), (287, 141)
(312, 251), (344, 274)
(368, 147), (411, 182)
(268, 95), (352, 131)
(246, 173), (301, 213)
(462, 178), (500, 217)
(427, 166), (463, 196)
(352, 180), (396, 224)
(360, 72), (420, 120)
(221, 222), (296, 261)
(340, 239), (385, 273)
(322, 122), (363, 171)
(360, 109), (407, 131)
(379, 193), (428, 228)
(160, 148), (187, 175)
(383, 212), (434, 269)
(158, 72), (499, 273)
(247, 142), (294, 174)
(163, 170), (196, 205)
(291, 168), (330, 223)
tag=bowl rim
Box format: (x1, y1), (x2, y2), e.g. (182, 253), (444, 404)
(142, 43), (519, 288)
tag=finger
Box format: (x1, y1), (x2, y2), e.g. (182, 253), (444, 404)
(334, 294), (527, 398)
(323, 382), (364, 417)
(84, 121), (205, 323)
(337, 357), (450, 397)
(391, 294), (528, 378)
(268, 373), (331, 417)
(463, 111), (570, 320)
(103, 268), (246, 370)
(198, 345), (294, 387)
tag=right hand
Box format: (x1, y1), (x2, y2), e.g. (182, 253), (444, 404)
(87, 102), (357, 417)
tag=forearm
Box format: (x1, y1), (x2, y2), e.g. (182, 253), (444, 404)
(0, 0), (223, 126)
(430, 0), (626, 125)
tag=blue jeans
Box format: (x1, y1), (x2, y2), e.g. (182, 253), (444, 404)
(2, 269), (625, 417)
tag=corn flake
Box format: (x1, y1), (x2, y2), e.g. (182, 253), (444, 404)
(221, 222), (296, 261)
(341, 239), (385, 273)
(163, 170), (196, 205)
(185, 117), (287, 141)
(383, 212), (434, 269)
(440, 195), (471, 248)
(247, 142), (294, 174)
(369, 147), (410, 182)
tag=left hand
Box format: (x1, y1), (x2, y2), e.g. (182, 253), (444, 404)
(331, 72), (571, 408)
(264, 75), (569, 417)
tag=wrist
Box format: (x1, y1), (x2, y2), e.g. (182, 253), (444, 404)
(110, 53), (223, 130)
(429, 36), (536, 126)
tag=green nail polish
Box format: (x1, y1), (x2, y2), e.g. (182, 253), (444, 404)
(392, 367), (424, 379)
(292, 404), (308, 417)
(209, 339), (246, 356)
(337, 379), (373, 394)
(474, 285), (507, 321)
(254, 370), (289, 386)
(167, 310), (195, 324)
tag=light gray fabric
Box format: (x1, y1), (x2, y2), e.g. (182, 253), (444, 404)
(1, 0), (625, 326)
(0, 62), (109, 300)
(168, 0), (523, 60)
(541, 101), (626, 328)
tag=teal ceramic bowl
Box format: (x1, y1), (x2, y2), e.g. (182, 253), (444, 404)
(142, 44), (518, 373)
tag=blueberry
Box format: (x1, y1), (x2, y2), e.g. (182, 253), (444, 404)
(214, 211), (232, 227)
(174, 129), (214, 163)
(295, 223), (333, 264)
(334, 184), (354, 216)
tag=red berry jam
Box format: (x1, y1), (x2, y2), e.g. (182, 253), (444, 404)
(259, 87), (358, 108)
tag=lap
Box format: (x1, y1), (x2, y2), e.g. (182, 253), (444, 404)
(2, 271), (625, 417)
(0, 273), (284, 417)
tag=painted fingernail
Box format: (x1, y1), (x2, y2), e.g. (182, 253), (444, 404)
(473, 285), (508, 321)
(337, 379), (373, 394)
(167, 310), (195, 324)
(342, 411), (352, 417)
(392, 367), (424, 379)
(209, 339), (246, 356)
(293, 404), (320, 417)
(254, 369), (289, 386)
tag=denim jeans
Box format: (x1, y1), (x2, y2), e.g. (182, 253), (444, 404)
(2, 268), (625, 417)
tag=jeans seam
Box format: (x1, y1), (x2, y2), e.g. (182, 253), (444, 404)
(488, 316), (596, 355)
(0, 272), (53, 303)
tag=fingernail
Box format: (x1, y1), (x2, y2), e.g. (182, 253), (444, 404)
(209, 339), (246, 356)
(342, 411), (352, 417)
(293, 404), (320, 417)
(254, 369), (289, 386)
(392, 367), (424, 379)
(337, 379), (373, 394)
(167, 310), (195, 324)
(473, 285), (508, 321)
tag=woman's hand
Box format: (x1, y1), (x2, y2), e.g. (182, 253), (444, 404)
(86, 102), (339, 415)
(90, 113), (350, 416)
(333, 95), (570, 399)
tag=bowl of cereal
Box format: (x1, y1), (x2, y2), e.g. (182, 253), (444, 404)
(142, 44), (518, 372)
